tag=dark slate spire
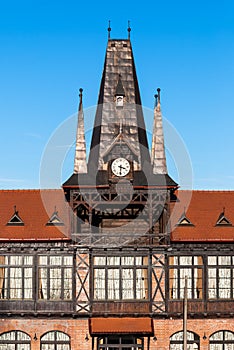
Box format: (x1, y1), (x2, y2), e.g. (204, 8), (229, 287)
(88, 38), (150, 170)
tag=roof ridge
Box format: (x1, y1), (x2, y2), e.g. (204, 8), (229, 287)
(178, 189), (234, 193)
(0, 189), (62, 192)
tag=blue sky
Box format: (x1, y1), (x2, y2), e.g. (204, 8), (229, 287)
(0, 0), (234, 189)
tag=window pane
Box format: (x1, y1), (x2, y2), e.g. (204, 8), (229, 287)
(135, 257), (143, 265)
(208, 268), (217, 298)
(107, 257), (120, 266)
(50, 268), (61, 299)
(9, 268), (22, 298)
(122, 269), (134, 299)
(10, 256), (22, 265)
(122, 257), (134, 265)
(64, 268), (72, 300)
(57, 332), (69, 341)
(169, 268), (178, 299)
(107, 269), (119, 299)
(225, 331), (234, 341)
(64, 256), (73, 266)
(57, 345), (69, 350)
(24, 256), (33, 265)
(219, 269), (231, 298)
(180, 269), (192, 298)
(94, 269), (105, 299)
(208, 256), (216, 265)
(136, 268), (148, 299)
(180, 257), (192, 265)
(39, 256), (47, 265)
(218, 256), (231, 265)
(94, 257), (106, 265)
(50, 256), (62, 265)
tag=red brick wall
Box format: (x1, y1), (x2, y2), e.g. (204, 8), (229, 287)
(0, 318), (233, 350)
(152, 318), (234, 350)
(0, 319), (90, 350)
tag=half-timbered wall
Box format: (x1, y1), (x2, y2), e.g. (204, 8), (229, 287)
(167, 246), (234, 316)
(0, 245), (233, 317)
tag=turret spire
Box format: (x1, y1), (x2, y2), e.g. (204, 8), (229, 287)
(151, 88), (167, 174)
(74, 88), (87, 174)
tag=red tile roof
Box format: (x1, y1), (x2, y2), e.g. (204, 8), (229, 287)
(170, 190), (234, 242)
(1, 189), (233, 243)
(0, 190), (70, 241)
(89, 317), (154, 334)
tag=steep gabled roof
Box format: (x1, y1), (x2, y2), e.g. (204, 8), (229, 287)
(0, 190), (70, 241)
(88, 39), (150, 170)
(170, 190), (234, 242)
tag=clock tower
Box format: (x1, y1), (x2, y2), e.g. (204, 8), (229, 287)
(63, 34), (177, 247)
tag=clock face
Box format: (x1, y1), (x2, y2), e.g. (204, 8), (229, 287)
(111, 158), (130, 177)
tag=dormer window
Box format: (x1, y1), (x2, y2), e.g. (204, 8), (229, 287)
(46, 207), (64, 226)
(176, 213), (194, 226)
(215, 209), (232, 226)
(115, 74), (125, 108)
(7, 206), (24, 226)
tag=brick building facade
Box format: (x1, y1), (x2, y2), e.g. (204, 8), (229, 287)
(0, 31), (233, 350)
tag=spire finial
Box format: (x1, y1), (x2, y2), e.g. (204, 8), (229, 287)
(157, 88), (161, 104)
(155, 88), (161, 112)
(79, 87), (83, 100)
(108, 20), (111, 39)
(79, 88), (83, 111)
(127, 20), (131, 39)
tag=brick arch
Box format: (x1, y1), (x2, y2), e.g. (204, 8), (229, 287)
(170, 330), (200, 339)
(210, 330), (234, 339)
(0, 330), (31, 339)
(209, 329), (234, 350)
(170, 330), (200, 350)
(40, 330), (70, 340)
(0, 330), (31, 350)
(40, 330), (70, 350)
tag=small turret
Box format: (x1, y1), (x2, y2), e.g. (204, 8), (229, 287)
(151, 88), (167, 174)
(74, 88), (87, 174)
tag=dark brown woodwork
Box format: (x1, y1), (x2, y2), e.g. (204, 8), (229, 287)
(92, 301), (150, 315)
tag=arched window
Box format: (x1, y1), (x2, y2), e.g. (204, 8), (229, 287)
(210, 330), (234, 350)
(41, 331), (70, 350)
(170, 331), (200, 350)
(0, 331), (30, 350)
